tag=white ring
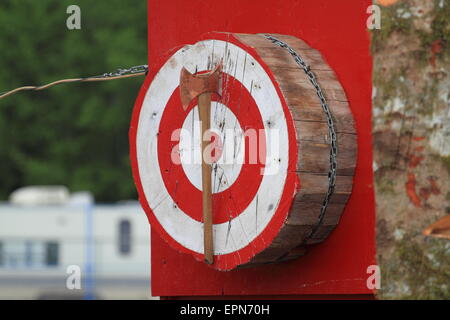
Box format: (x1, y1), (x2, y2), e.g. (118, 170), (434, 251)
(136, 40), (289, 254)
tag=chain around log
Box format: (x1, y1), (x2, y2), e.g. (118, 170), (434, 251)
(263, 35), (338, 244)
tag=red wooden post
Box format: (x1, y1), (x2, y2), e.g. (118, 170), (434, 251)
(134, 0), (375, 298)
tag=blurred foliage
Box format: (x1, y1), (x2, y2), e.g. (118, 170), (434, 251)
(0, 0), (147, 202)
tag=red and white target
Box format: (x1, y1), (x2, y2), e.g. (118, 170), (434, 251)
(130, 32), (356, 270)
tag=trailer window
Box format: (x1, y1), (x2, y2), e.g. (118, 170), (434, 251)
(0, 242), (3, 266)
(118, 219), (132, 255)
(45, 242), (59, 266)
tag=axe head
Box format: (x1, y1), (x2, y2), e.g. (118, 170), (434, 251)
(179, 63), (222, 111)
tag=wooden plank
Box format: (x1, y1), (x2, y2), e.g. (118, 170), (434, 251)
(313, 70), (344, 88)
(290, 100), (355, 133)
(296, 120), (330, 144)
(296, 134), (357, 175)
(286, 202), (346, 226)
(330, 101), (356, 134)
(297, 141), (330, 174)
(289, 103), (327, 122)
(254, 47), (332, 71)
(294, 173), (328, 203)
(270, 68), (348, 100)
(293, 173), (354, 204)
(305, 225), (337, 244)
(329, 175), (354, 204)
(248, 246), (287, 264)
(322, 87), (348, 102)
(281, 87), (323, 106)
(263, 33), (312, 51)
(279, 245), (307, 261)
(265, 33), (332, 72)
(283, 83), (348, 103)
(248, 223), (311, 264)
(270, 67), (310, 85)
(281, 84), (348, 105)
(300, 49), (330, 71)
(272, 70), (319, 97)
(273, 70), (353, 133)
(270, 224), (313, 249)
(336, 133), (357, 176)
(234, 33), (280, 49)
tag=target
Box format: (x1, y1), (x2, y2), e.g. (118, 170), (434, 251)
(130, 32), (357, 270)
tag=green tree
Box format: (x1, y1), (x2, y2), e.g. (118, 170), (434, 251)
(0, 0), (147, 202)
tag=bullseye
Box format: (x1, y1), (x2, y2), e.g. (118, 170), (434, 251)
(179, 102), (244, 193)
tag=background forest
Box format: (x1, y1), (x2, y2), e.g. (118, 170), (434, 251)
(0, 0), (147, 202)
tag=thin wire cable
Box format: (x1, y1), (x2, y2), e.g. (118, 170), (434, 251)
(0, 65), (148, 100)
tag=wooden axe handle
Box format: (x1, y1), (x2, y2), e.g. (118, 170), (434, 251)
(198, 93), (214, 265)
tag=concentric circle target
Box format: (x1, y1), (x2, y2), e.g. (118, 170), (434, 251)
(130, 32), (356, 270)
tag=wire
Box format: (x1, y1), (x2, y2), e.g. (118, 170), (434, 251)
(0, 65), (148, 100)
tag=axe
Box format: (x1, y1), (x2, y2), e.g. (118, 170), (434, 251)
(179, 63), (222, 264)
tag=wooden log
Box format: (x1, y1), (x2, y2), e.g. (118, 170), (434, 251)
(234, 33), (356, 267)
(296, 134), (357, 176)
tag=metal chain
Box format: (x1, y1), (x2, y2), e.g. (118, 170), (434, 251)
(264, 35), (338, 244)
(0, 64), (148, 100)
(94, 64), (148, 78)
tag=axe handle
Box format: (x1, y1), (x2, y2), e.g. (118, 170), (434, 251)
(198, 93), (214, 265)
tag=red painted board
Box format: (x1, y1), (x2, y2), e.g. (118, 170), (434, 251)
(142, 0), (375, 296)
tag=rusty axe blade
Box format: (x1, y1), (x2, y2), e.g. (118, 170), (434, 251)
(179, 63), (222, 264)
(179, 63), (222, 111)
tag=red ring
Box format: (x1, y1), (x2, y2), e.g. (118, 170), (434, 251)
(157, 73), (266, 224)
